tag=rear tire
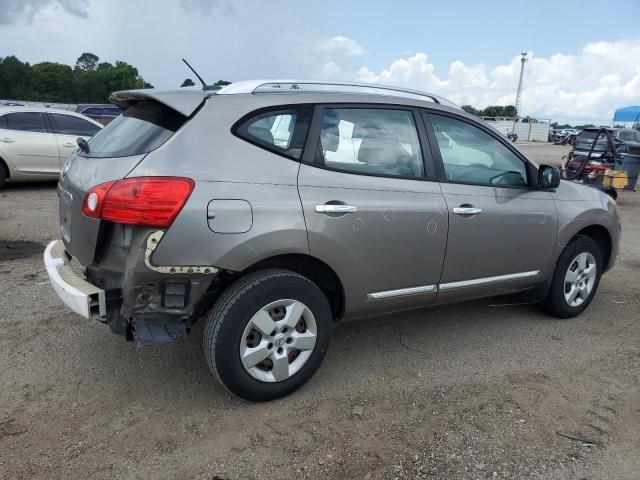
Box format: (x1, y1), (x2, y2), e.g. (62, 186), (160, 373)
(542, 236), (602, 318)
(203, 269), (333, 401)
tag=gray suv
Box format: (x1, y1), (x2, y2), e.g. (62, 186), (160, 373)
(44, 81), (620, 401)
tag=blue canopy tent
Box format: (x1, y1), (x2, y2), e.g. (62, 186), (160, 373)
(611, 106), (640, 191)
(613, 106), (640, 124)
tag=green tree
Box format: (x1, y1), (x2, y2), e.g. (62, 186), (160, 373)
(0, 56), (33, 99)
(214, 79), (231, 86)
(461, 105), (481, 116)
(0, 53), (153, 103)
(481, 105), (517, 118)
(500, 105), (517, 117)
(31, 62), (74, 102)
(181, 78), (196, 87)
(462, 104), (517, 118)
(76, 52), (99, 71)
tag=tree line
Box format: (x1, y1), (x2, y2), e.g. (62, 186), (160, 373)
(462, 104), (542, 123)
(462, 104), (608, 130)
(180, 78), (231, 88)
(461, 104), (517, 118)
(0, 53), (153, 104)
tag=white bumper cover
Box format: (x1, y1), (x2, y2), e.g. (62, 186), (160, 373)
(44, 240), (106, 319)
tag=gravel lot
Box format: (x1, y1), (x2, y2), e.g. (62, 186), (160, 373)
(1, 144), (639, 479)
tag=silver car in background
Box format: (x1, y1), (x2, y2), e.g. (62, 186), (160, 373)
(0, 106), (102, 188)
(44, 81), (620, 401)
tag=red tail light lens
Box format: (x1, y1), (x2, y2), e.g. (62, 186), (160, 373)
(82, 181), (114, 218)
(82, 177), (195, 228)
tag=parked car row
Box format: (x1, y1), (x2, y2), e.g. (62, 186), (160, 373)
(75, 104), (122, 125)
(0, 106), (103, 188)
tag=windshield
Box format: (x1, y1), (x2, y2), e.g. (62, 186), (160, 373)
(80, 100), (186, 158)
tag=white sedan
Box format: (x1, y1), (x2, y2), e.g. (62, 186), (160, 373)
(0, 106), (102, 188)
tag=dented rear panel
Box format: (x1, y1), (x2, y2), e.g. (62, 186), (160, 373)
(59, 93), (203, 266)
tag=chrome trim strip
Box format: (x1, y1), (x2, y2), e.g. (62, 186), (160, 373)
(439, 270), (540, 291)
(367, 284), (437, 301)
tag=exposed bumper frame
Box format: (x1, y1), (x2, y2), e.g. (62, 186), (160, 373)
(44, 240), (106, 320)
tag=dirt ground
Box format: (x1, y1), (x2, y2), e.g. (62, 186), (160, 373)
(1, 144), (639, 480)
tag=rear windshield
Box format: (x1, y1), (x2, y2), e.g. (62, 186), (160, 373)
(575, 130), (615, 151)
(80, 100), (186, 158)
(578, 131), (604, 140)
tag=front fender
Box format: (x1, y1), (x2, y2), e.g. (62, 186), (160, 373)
(552, 181), (620, 271)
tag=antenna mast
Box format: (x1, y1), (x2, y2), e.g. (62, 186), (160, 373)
(182, 58), (207, 88)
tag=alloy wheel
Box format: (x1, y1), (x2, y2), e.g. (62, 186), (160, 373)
(563, 252), (597, 307)
(239, 299), (317, 382)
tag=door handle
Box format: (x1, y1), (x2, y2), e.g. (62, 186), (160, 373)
(453, 206), (483, 215)
(62, 142), (76, 148)
(315, 204), (358, 214)
(1, 137), (15, 143)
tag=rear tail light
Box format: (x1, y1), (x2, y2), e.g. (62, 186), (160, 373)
(82, 177), (195, 228)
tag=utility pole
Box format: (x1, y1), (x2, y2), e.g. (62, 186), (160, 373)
(512, 51), (528, 134)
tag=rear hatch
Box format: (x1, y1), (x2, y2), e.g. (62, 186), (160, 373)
(574, 129), (610, 153)
(58, 88), (206, 265)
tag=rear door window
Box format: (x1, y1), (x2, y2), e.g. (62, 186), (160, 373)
(235, 107), (312, 160)
(4, 112), (49, 133)
(81, 100), (186, 158)
(0, 115), (7, 129)
(316, 107), (424, 178)
(49, 113), (101, 137)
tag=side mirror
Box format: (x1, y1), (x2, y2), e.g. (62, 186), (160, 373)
(538, 164), (561, 189)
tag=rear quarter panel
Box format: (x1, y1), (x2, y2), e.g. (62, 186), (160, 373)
(130, 95), (309, 268)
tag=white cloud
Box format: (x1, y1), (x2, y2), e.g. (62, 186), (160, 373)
(340, 39), (640, 124)
(320, 36), (364, 56)
(320, 61), (342, 78)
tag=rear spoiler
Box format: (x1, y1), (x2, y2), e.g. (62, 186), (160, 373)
(109, 88), (207, 117)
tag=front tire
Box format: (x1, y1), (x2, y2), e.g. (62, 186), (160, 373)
(542, 236), (602, 318)
(203, 269), (333, 401)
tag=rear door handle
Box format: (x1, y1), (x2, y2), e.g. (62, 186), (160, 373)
(453, 207), (482, 215)
(1, 137), (15, 143)
(315, 204), (358, 214)
(62, 142), (76, 148)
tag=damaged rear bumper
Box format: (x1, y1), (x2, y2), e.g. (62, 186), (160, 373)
(44, 240), (106, 320)
(44, 231), (221, 346)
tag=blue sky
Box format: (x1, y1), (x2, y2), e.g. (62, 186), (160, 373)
(310, 0), (640, 73)
(1, 0), (640, 124)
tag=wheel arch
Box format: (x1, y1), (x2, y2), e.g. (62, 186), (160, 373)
(532, 222), (614, 303)
(574, 224), (613, 271)
(241, 253), (345, 321)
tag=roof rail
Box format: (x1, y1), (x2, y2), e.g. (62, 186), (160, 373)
(215, 80), (459, 108)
